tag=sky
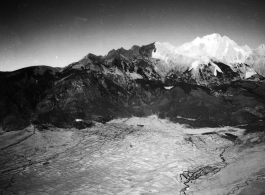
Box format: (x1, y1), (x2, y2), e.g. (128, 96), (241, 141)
(0, 0), (264, 71)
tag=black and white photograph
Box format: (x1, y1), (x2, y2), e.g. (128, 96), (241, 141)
(0, 0), (265, 194)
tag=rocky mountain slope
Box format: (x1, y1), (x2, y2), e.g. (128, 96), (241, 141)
(1, 34), (265, 132)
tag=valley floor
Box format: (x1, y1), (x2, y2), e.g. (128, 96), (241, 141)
(0, 116), (264, 195)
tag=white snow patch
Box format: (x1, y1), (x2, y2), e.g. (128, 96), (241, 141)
(75, 119), (84, 122)
(245, 69), (257, 79)
(189, 56), (211, 71)
(176, 116), (196, 121)
(164, 86), (174, 90)
(189, 60), (201, 71)
(210, 62), (223, 76)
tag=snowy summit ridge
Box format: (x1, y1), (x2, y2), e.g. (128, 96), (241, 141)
(152, 33), (264, 79)
(153, 33), (252, 64)
(182, 34), (252, 63)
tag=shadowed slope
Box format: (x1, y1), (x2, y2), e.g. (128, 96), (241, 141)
(0, 41), (265, 131)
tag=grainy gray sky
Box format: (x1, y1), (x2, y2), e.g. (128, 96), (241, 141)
(0, 0), (264, 71)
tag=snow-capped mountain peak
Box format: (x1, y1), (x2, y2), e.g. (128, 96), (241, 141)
(177, 33), (251, 64)
(256, 44), (265, 56)
(151, 33), (257, 79)
(258, 44), (265, 49)
(152, 34), (253, 64)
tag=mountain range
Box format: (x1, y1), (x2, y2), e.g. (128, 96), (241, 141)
(1, 33), (265, 132)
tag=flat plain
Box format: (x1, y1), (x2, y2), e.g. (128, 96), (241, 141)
(0, 116), (264, 195)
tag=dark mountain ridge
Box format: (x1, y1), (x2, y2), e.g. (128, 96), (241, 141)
(1, 42), (265, 132)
